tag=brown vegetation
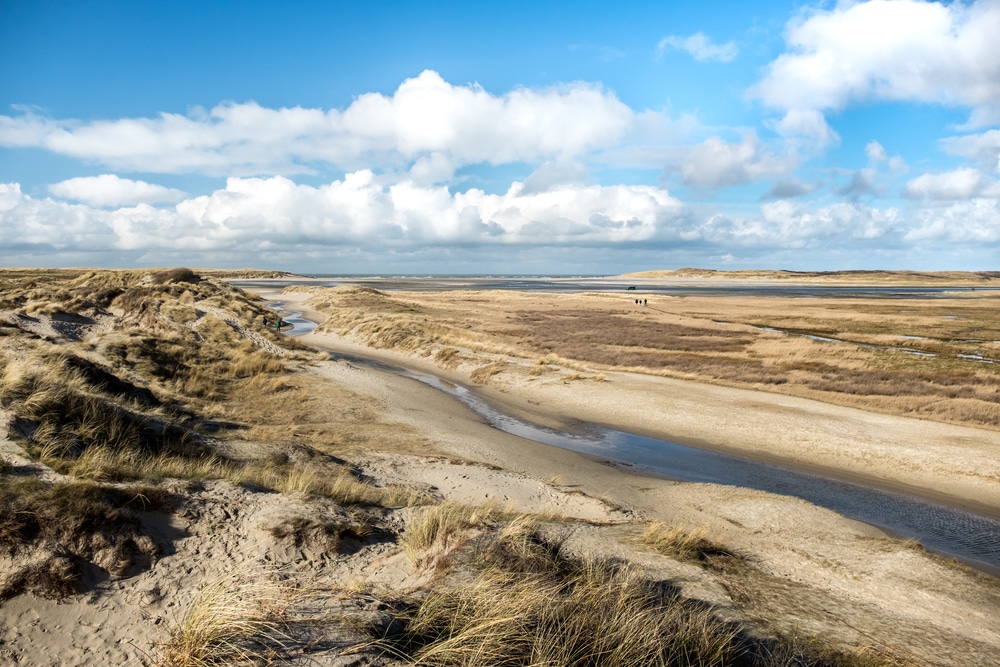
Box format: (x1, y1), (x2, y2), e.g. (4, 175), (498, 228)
(0, 475), (169, 599)
(0, 269), (985, 665)
(0, 269), (428, 598)
(366, 514), (914, 667)
(304, 285), (1000, 429)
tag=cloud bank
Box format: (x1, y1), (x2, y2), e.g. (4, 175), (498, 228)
(0, 71), (633, 179)
(4, 170), (998, 270)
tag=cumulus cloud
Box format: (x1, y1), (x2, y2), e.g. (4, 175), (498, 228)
(0, 71), (634, 177)
(656, 33), (738, 62)
(904, 168), (1000, 199)
(866, 141), (888, 163)
(48, 174), (187, 207)
(751, 0), (1000, 127)
(760, 179), (821, 200)
(0, 175), (686, 258)
(770, 108), (839, 150)
(835, 168), (883, 199)
(940, 129), (1000, 171)
(0, 183), (117, 251)
(5, 175), (999, 268)
(907, 199), (1000, 243)
(680, 133), (788, 189)
(520, 160), (590, 195)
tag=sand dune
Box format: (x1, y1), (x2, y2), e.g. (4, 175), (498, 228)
(1, 269), (999, 666)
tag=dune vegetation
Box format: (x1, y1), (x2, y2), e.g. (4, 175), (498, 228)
(302, 281), (1000, 429)
(0, 268), (978, 665)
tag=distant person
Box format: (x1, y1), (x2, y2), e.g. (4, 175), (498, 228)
(644, 299), (647, 306)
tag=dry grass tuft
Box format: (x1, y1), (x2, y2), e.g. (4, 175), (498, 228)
(236, 459), (429, 508)
(469, 362), (506, 385)
(643, 522), (713, 562)
(150, 268), (202, 286)
(375, 518), (749, 666)
(265, 511), (378, 553)
(153, 569), (300, 667)
(403, 503), (509, 564)
(0, 476), (170, 599)
(368, 517), (912, 666)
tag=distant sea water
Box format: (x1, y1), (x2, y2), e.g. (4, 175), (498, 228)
(233, 274), (998, 299)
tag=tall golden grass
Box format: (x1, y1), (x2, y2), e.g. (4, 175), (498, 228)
(154, 568), (300, 667)
(302, 286), (1000, 429)
(368, 516), (913, 667)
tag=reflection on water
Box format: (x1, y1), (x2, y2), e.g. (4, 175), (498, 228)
(404, 370), (1000, 572)
(233, 277), (1000, 300)
(265, 302), (316, 337)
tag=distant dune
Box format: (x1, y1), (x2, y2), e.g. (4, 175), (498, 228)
(620, 268), (1000, 284)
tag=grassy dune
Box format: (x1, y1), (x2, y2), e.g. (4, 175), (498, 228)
(0, 269), (422, 600)
(0, 269), (962, 665)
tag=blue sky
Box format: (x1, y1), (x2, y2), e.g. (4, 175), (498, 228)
(1, 0), (998, 274)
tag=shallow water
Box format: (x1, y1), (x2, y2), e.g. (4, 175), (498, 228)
(265, 302), (316, 336)
(265, 299), (1000, 573)
(328, 353), (1000, 573)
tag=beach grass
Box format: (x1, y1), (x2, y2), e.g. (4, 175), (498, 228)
(369, 515), (915, 667)
(0, 268), (983, 665)
(0, 476), (169, 599)
(153, 569), (301, 667)
(301, 285), (1000, 429)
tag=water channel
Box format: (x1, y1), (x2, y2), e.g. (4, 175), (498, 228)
(263, 296), (1000, 574)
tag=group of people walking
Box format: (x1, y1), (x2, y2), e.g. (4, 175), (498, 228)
(262, 316), (286, 331)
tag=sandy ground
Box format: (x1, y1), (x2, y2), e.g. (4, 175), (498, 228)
(276, 286), (1000, 518)
(3, 281), (1000, 665)
(272, 286), (1000, 665)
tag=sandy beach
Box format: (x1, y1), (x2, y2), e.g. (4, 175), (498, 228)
(280, 283), (1000, 662)
(2, 269), (999, 666)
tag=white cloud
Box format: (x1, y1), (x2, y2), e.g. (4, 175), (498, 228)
(836, 168), (882, 199)
(751, 0), (1000, 126)
(681, 133), (789, 188)
(866, 141), (888, 163)
(940, 129), (1000, 172)
(656, 33), (738, 63)
(0, 71), (634, 177)
(0, 183), (117, 251)
(0, 176), (686, 258)
(682, 200), (900, 251)
(761, 179), (821, 200)
(49, 174), (187, 207)
(520, 160), (590, 195)
(5, 175), (999, 269)
(907, 199), (1000, 242)
(771, 108), (839, 150)
(904, 167), (998, 199)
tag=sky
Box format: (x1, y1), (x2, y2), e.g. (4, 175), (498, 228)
(1, 0), (999, 274)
